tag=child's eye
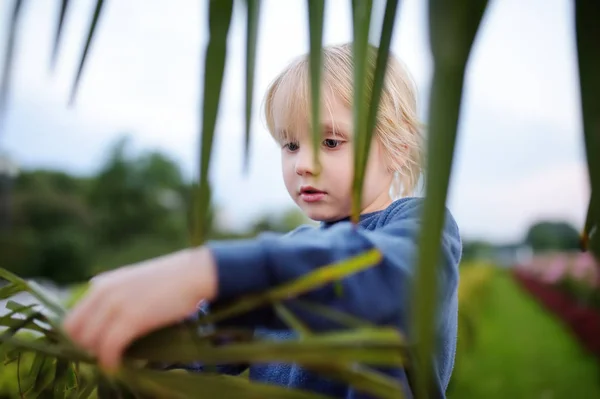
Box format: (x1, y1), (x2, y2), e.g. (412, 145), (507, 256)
(323, 139), (342, 149)
(284, 141), (300, 152)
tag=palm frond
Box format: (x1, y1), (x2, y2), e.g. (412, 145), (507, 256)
(243, 0), (262, 173)
(50, 0), (70, 71)
(69, 0), (105, 105)
(575, 0), (600, 261)
(307, 0), (326, 173)
(350, 0), (374, 223)
(193, 0), (234, 246)
(410, 1), (489, 397)
(0, 0), (24, 123)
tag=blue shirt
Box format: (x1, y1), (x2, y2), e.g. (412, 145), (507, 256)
(182, 197), (461, 398)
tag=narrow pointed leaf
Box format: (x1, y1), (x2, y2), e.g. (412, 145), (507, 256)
(243, 0), (261, 172)
(204, 248), (381, 323)
(293, 299), (375, 328)
(0, 315), (52, 335)
(51, 0), (70, 71)
(0, 334), (93, 363)
(274, 302), (403, 398)
(53, 358), (71, 397)
(5, 299), (37, 315)
(350, 0), (374, 223)
(575, 0), (600, 261)
(30, 357), (60, 398)
(28, 351), (46, 377)
(17, 352), (24, 397)
(581, 192), (595, 251)
(193, 0), (234, 246)
(69, 0), (105, 105)
(410, 1), (488, 397)
(0, 282), (24, 298)
(118, 367), (332, 399)
(273, 303), (311, 336)
(76, 377), (97, 399)
(0, 267), (66, 318)
(307, 0), (325, 172)
(355, 0), (400, 204)
(127, 327), (405, 366)
(0, 0), (25, 122)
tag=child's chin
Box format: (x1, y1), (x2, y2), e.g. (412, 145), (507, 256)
(303, 209), (344, 223)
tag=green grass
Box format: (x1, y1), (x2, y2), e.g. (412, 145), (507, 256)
(448, 271), (600, 399)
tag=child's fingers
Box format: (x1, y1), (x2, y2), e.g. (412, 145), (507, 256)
(63, 284), (110, 345)
(76, 297), (118, 353)
(98, 314), (139, 372)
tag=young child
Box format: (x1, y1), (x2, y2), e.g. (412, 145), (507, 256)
(63, 43), (461, 398)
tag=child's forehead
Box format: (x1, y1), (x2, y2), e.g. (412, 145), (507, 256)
(270, 76), (351, 139)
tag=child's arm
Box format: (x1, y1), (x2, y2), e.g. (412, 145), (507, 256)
(63, 199), (461, 371)
(206, 199), (461, 331)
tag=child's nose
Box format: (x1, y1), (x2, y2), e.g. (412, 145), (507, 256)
(295, 147), (320, 176)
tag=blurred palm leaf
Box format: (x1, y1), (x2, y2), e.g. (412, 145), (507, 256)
(575, 0), (600, 261)
(1, 247), (403, 397)
(243, 0), (262, 172)
(307, 0), (325, 172)
(349, 0), (373, 223)
(0, 0), (24, 123)
(193, 0), (234, 246)
(50, 0), (70, 71)
(351, 0), (399, 224)
(69, 0), (105, 105)
(410, 0), (488, 397)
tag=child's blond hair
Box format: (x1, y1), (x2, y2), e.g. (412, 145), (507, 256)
(263, 42), (424, 197)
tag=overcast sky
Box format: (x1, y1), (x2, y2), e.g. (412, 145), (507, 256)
(0, 0), (590, 243)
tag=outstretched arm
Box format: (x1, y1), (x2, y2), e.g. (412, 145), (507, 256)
(207, 199), (461, 331)
(62, 199), (461, 372)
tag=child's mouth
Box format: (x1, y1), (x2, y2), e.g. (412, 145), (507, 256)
(299, 186), (326, 203)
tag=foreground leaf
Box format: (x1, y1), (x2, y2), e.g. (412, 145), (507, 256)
(204, 249), (381, 323)
(0, 0), (24, 122)
(243, 0), (262, 172)
(353, 0), (400, 221)
(193, 0), (234, 246)
(118, 367), (332, 399)
(273, 303), (405, 398)
(307, 0), (325, 172)
(69, 0), (105, 105)
(0, 268), (66, 319)
(411, 1), (489, 397)
(350, 0), (374, 223)
(575, 0), (600, 261)
(127, 327), (405, 366)
(51, 0), (70, 71)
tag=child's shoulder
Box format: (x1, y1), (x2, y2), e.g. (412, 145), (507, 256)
(378, 196), (460, 236)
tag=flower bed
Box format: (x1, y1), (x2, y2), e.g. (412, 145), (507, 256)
(513, 267), (600, 360)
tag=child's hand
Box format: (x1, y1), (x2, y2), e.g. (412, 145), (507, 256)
(62, 247), (218, 372)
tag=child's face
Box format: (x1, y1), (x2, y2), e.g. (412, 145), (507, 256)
(274, 91), (394, 222)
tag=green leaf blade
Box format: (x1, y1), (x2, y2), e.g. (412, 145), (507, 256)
(410, 1), (489, 397)
(69, 0), (105, 106)
(127, 327), (405, 367)
(575, 0), (600, 261)
(350, 0), (373, 223)
(204, 248), (382, 324)
(307, 0), (326, 173)
(0, 0), (25, 124)
(194, 0), (234, 246)
(243, 0), (262, 173)
(119, 367), (333, 399)
(51, 0), (70, 71)
(354, 0), (400, 218)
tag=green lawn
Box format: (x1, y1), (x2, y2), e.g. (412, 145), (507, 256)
(448, 271), (600, 399)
